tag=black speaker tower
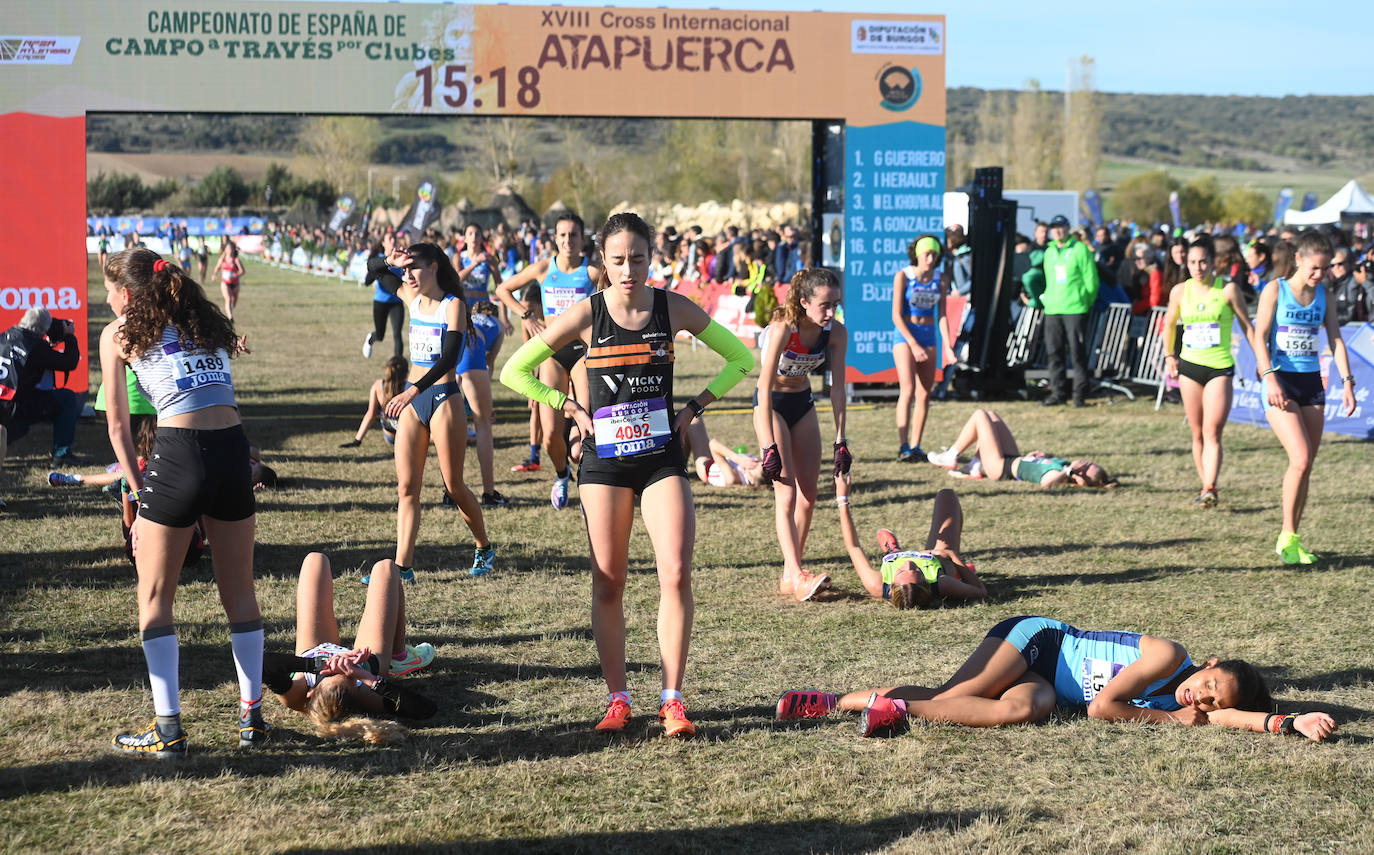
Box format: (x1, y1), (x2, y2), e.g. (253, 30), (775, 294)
(965, 167), (1019, 397)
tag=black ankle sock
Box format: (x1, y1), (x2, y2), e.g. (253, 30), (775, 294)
(156, 713), (182, 734)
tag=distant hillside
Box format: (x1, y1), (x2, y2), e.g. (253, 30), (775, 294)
(90, 90), (1374, 177)
(948, 88), (1374, 173)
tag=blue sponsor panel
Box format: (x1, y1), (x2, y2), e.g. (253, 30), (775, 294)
(87, 216), (263, 236)
(1229, 320), (1374, 439)
(843, 121), (945, 379)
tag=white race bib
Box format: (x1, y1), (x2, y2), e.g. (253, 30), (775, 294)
(1054, 264), (1068, 285)
(543, 285), (585, 316)
(1182, 322), (1220, 350)
(1080, 657), (1123, 703)
(1275, 324), (1317, 357)
(409, 325), (443, 364)
(165, 343), (231, 392)
(593, 397), (671, 458)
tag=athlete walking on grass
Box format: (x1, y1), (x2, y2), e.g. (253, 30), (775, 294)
(777, 616), (1337, 743)
(101, 248), (265, 756)
(383, 241), (492, 581)
(495, 212), (600, 508)
(501, 212), (753, 737)
(755, 268), (851, 602)
(1250, 230), (1357, 565)
(1161, 234), (1256, 507)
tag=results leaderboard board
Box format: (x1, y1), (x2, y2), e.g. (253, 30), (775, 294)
(841, 126), (946, 380)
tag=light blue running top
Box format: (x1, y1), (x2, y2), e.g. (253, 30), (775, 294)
(1268, 277), (1325, 374)
(539, 257), (594, 318)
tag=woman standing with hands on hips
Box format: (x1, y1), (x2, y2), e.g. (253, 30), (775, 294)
(1161, 235), (1255, 507)
(891, 235), (955, 462)
(1250, 230), (1357, 564)
(101, 248), (266, 755)
(755, 267), (850, 602)
(383, 241), (493, 581)
(501, 213), (753, 738)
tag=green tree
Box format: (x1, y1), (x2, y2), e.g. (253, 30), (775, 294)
(1179, 175), (1224, 223)
(1062, 56), (1101, 194)
(1109, 170), (1180, 224)
(189, 166), (250, 208)
(297, 116), (378, 195)
(86, 172), (178, 212)
(1223, 185), (1269, 226)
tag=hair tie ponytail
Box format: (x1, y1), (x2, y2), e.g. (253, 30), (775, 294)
(153, 259), (168, 273)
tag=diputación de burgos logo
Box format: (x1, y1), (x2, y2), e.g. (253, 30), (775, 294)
(0, 37), (81, 64)
(876, 64), (921, 112)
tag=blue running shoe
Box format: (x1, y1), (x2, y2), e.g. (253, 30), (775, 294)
(470, 546), (495, 577)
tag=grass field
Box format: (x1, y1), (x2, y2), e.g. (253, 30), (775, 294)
(2, 259), (1373, 854)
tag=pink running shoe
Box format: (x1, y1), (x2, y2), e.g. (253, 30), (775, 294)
(776, 690), (835, 721)
(860, 692), (909, 737)
(876, 528), (900, 554)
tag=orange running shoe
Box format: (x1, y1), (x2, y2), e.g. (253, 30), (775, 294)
(794, 571), (831, 602)
(658, 698), (697, 738)
(876, 528), (900, 554)
(594, 698), (632, 733)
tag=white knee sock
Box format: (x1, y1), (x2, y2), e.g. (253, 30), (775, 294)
(229, 620), (264, 708)
(141, 626), (180, 716)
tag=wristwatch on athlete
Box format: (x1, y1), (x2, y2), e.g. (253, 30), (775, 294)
(684, 398), (705, 417)
(520, 309), (533, 320)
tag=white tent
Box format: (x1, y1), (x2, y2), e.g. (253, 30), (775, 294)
(1284, 180), (1374, 225)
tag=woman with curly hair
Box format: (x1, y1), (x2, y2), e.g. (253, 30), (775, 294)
(102, 247), (264, 756)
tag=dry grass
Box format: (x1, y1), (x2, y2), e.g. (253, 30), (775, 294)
(0, 259), (1371, 854)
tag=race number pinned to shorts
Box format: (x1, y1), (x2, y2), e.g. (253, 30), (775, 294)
(593, 397), (671, 458)
(1080, 657), (1123, 703)
(165, 342), (231, 391)
(1182, 322), (1221, 351)
(410, 325), (443, 365)
(1275, 324), (1317, 357)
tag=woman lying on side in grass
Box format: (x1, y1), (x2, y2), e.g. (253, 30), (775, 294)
(832, 472), (986, 609)
(264, 553), (437, 744)
(925, 409), (1116, 488)
(776, 615), (1336, 742)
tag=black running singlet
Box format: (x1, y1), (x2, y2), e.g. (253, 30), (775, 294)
(583, 289), (676, 459)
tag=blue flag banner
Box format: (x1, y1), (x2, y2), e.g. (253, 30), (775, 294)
(1300, 191), (1319, 212)
(1168, 191), (1181, 231)
(88, 216), (263, 236)
(1230, 320), (1374, 439)
(1082, 189), (1103, 226)
(1273, 187), (1294, 225)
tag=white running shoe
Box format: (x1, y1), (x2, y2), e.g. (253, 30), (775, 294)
(550, 475), (571, 510)
(362, 332), (375, 358)
(927, 447), (959, 469)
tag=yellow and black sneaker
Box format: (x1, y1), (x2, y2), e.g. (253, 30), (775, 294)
(112, 720), (188, 757)
(237, 706), (271, 748)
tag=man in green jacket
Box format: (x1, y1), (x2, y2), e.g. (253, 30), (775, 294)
(1040, 215), (1098, 406)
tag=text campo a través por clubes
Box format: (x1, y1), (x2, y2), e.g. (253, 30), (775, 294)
(109, 8), (797, 73)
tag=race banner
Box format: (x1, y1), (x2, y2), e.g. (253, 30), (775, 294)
(1300, 191), (1319, 212)
(398, 177), (440, 241)
(1081, 189), (1103, 226)
(1168, 191), (1181, 232)
(1, 1), (943, 386)
(327, 194), (358, 233)
(1229, 320), (1373, 439)
(1273, 187), (1295, 226)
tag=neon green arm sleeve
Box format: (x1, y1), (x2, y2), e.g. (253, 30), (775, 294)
(696, 319), (755, 400)
(499, 335), (568, 411)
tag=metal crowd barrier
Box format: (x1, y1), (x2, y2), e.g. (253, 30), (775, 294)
(1004, 302), (1173, 404)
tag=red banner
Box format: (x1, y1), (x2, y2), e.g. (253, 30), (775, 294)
(0, 113), (89, 392)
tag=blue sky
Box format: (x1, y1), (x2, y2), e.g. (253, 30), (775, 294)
(315, 0), (1374, 96)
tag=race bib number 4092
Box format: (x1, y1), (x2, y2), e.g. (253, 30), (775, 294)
(593, 397), (671, 458)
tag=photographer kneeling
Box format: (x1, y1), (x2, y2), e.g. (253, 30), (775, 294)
(0, 308), (84, 508)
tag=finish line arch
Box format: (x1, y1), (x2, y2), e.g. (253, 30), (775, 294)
(0, 2), (945, 390)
